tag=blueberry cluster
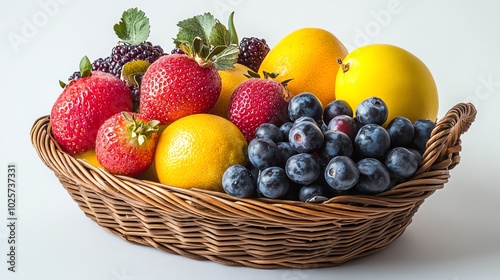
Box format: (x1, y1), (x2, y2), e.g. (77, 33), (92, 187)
(222, 93), (436, 202)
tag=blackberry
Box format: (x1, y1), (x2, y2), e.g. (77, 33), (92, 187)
(67, 57), (112, 80)
(68, 71), (81, 81)
(68, 42), (164, 111)
(109, 42), (164, 77)
(108, 42), (164, 110)
(238, 37), (270, 72)
(170, 48), (185, 55)
(130, 86), (141, 113)
(92, 57), (112, 73)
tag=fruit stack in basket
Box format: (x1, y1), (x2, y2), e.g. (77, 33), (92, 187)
(49, 8), (440, 203)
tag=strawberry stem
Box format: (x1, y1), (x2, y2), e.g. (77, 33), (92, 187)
(122, 112), (159, 146)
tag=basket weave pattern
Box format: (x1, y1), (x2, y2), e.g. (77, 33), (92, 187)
(31, 103), (476, 269)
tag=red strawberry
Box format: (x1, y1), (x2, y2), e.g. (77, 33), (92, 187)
(228, 72), (292, 141)
(95, 112), (159, 176)
(139, 13), (240, 124)
(140, 54), (221, 124)
(50, 57), (133, 155)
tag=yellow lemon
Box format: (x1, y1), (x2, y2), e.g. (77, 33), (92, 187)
(211, 63), (252, 118)
(258, 27), (348, 106)
(336, 44), (438, 125)
(155, 114), (248, 192)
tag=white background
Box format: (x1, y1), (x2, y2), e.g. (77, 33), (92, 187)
(1, 0), (499, 279)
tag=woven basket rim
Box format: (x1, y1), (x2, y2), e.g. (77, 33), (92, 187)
(29, 102), (477, 268)
(30, 103), (476, 217)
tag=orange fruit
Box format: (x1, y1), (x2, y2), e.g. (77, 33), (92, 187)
(73, 149), (103, 169)
(335, 44), (439, 125)
(210, 63), (252, 118)
(154, 114), (247, 192)
(258, 27), (348, 107)
(74, 148), (160, 181)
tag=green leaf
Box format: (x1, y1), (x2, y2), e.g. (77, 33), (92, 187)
(213, 45), (240, 70)
(113, 8), (150, 45)
(59, 80), (67, 88)
(227, 12), (238, 45)
(209, 20), (231, 47)
(79, 56), (92, 78)
(121, 60), (151, 87)
(195, 13), (217, 45)
(176, 13), (216, 49)
(207, 45), (227, 60)
(175, 12), (239, 68)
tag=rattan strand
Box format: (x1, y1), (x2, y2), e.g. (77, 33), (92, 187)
(30, 103), (476, 269)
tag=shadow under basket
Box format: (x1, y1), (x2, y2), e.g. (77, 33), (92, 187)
(31, 103), (476, 269)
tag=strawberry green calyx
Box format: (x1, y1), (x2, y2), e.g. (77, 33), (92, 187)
(114, 8), (151, 45)
(174, 12), (239, 70)
(244, 70), (294, 87)
(59, 56), (92, 88)
(79, 56), (92, 78)
(122, 112), (159, 146)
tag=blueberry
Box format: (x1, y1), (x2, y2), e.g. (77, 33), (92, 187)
(408, 148), (423, 166)
(257, 166), (290, 199)
(324, 156), (359, 191)
(288, 92), (324, 123)
(255, 123), (282, 142)
(277, 141), (297, 167)
(385, 147), (419, 180)
(355, 158), (391, 194)
(294, 116), (319, 126)
(354, 124), (391, 159)
(248, 138), (279, 170)
(327, 115), (359, 141)
(319, 131), (353, 163)
(288, 121), (324, 153)
(323, 99), (353, 124)
(222, 165), (256, 198)
(279, 122), (294, 141)
(412, 119), (436, 153)
(299, 184), (330, 202)
(285, 153), (321, 185)
(250, 167), (260, 181)
(319, 121), (329, 133)
(386, 116), (414, 148)
(355, 97), (388, 125)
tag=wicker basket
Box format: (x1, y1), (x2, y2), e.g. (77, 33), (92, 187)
(30, 103), (476, 269)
